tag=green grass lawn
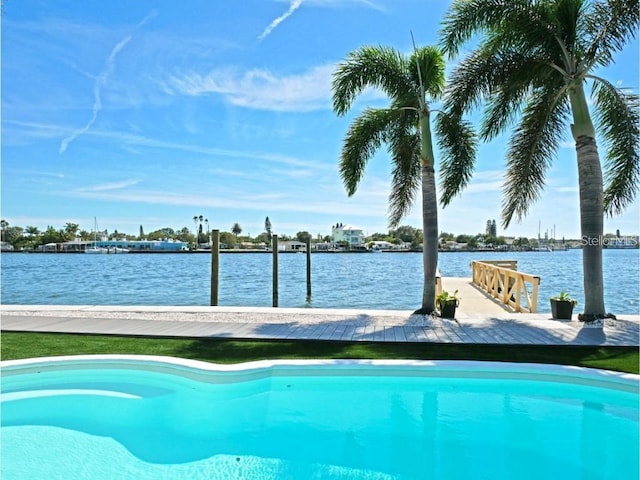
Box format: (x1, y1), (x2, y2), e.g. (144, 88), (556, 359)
(1, 332), (638, 373)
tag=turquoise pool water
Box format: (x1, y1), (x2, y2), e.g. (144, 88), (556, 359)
(1, 357), (638, 480)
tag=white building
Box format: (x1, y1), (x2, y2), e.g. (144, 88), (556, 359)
(331, 223), (365, 247)
(279, 240), (307, 252)
(369, 240), (393, 250)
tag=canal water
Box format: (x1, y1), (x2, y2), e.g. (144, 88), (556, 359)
(1, 249), (638, 314)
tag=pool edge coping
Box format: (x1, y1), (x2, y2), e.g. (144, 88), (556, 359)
(2, 355), (638, 390)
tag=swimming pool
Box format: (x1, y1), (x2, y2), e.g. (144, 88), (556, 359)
(1, 356), (638, 479)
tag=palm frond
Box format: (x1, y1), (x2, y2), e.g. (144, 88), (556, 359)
(408, 46), (446, 100)
(340, 108), (397, 196)
(501, 87), (570, 227)
(387, 121), (422, 227)
(592, 80), (640, 215)
(584, 0), (639, 70)
(435, 111), (478, 207)
(442, 49), (497, 118)
(479, 50), (559, 140)
(548, 0), (584, 53)
(440, 0), (560, 58)
(440, 0), (521, 57)
(332, 46), (413, 116)
(445, 44), (556, 139)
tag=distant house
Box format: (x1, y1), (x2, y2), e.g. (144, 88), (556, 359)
(369, 240), (393, 250)
(441, 241), (465, 250)
(331, 223), (365, 247)
(313, 242), (333, 251)
(37, 243), (59, 252)
(279, 240), (306, 252)
(56, 239), (189, 252)
(96, 239), (188, 252)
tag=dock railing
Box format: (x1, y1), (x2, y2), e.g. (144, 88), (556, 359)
(471, 260), (540, 313)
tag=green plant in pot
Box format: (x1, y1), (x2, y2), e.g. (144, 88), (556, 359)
(436, 290), (459, 319)
(550, 292), (577, 320)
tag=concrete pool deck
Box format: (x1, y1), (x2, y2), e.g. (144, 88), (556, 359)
(1, 305), (638, 346)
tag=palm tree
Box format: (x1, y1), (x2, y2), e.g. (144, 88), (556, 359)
(439, 0), (639, 320)
(25, 226), (40, 237)
(264, 217), (272, 242)
(0, 219), (8, 241)
(333, 44), (476, 313)
(232, 223), (242, 240)
(64, 222), (79, 239)
(192, 216), (198, 238)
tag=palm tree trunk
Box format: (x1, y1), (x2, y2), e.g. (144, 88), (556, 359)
(420, 165), (438, 313)
(417, 110), (438, 314)
(576, 135), (606, 317)
(570, 84), (606, 318)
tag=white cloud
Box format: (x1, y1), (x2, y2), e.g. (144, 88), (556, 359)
(77, 180), (140, 192)
(271, 168), (315, 179)
(168, 64), (335, 112)
(12, 122), (332, 174)
(66, 186), (386, 219)
(463, 170), (504, 194)
(17, 170), (66, 179)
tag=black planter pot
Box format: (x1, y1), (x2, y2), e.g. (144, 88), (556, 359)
(550, 299), (575, 320)
(439, 299), (458, 319)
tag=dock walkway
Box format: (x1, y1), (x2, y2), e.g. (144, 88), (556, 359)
(439, 277), (514, 316)
(2, 302), (638, 346)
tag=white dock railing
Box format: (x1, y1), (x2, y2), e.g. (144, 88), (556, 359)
(471, 260), (540, 313)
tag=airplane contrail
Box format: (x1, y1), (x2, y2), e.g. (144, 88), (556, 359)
(258, 0), (303, 41)
(60, 11), (157, 154)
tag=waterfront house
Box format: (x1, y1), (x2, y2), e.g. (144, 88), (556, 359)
(37, 243), (59, 252)
(369, 240), (393, 251)
(96, 239), (189, 252)
(279, 240), (307, 252)
(331, 223), (365, 247)
(53, 239), (189, 253)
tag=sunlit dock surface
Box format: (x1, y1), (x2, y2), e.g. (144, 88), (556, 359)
(2, 302), (638, 347)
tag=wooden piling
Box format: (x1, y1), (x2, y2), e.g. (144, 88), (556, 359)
(306, 238), (311, 299)
(210, 230), (219, 306)
(272, 234), (278, 307)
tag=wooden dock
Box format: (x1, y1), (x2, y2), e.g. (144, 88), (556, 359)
(441, 277), (514, 316)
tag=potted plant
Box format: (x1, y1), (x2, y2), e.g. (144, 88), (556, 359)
(550, 292), (577, 320)
(436, 290), (460, 319)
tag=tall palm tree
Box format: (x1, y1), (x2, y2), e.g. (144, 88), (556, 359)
(232, 222), (242, 239)
(192, 216), (199, 247)
(439, 0), (639, 320)
(333, 44), (476, 313)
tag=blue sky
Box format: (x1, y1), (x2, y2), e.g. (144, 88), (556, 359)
(2, 0), (638, 240)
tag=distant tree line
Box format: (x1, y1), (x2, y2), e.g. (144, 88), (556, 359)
(2, 218), (625, 252)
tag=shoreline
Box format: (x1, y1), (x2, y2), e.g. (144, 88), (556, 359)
(3, 247), (621, 254)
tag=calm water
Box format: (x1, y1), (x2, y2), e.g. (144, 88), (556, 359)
(1, 249), (638, 313)
(2, 360), (638, 479)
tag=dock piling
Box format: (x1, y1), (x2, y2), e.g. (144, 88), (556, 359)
(272, 235), (278, 307)
(306, 238), (311, 300)
(210, 230), (219, 306)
